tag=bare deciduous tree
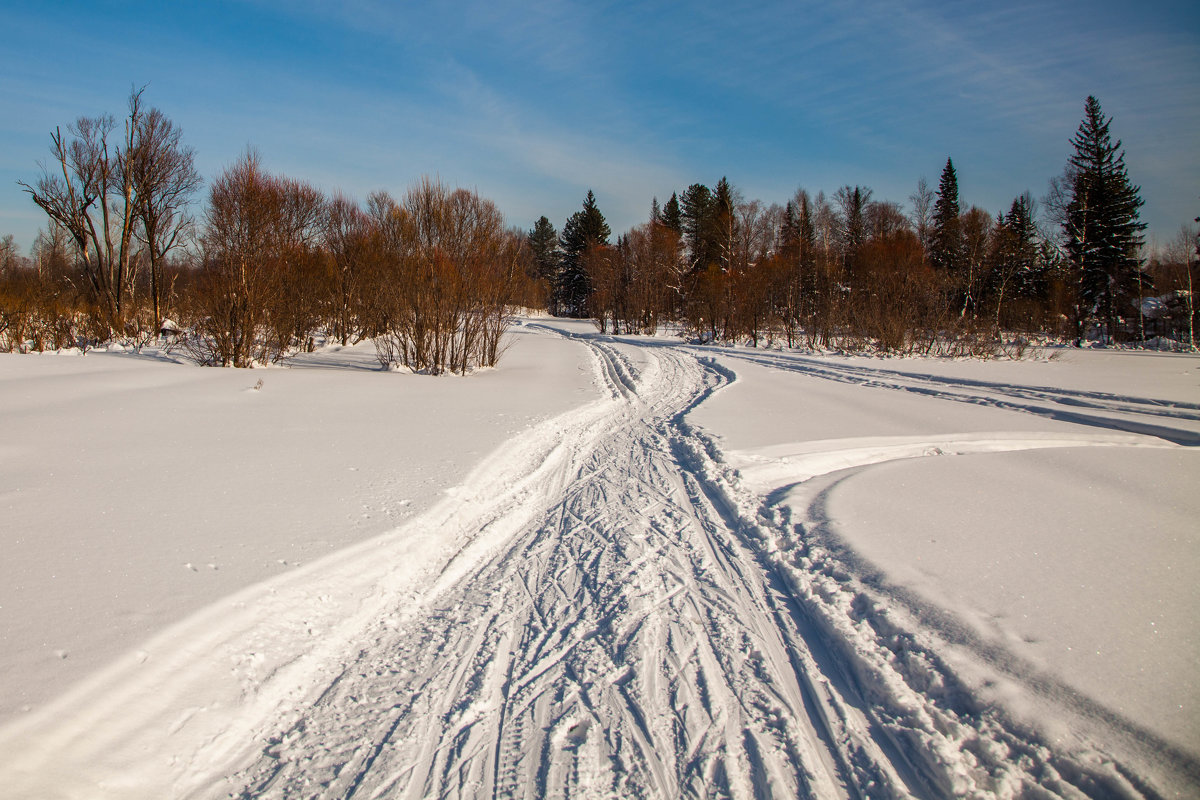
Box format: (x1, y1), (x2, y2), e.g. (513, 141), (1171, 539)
(20, 88), (147, 334)
(368, 178), (521, 374)
(908, 176), (934, 251)
(190, 150), (325, 366)
(129, 106), (201, 327)
(324, 194), (375, 345)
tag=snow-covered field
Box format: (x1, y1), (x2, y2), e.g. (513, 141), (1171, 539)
(0, 320), (1196, 798)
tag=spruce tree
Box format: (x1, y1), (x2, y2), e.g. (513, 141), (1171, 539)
(1063, 96), (1146, 343)
(1006, 194), (1040, 299)
(929, 157), (963, 273)
(557, 190), (611, 317)
(797, 191), (816, 272)
(713, 177), (737, 271)
(661, 192), (683, 235)
(987, 194), (1041, 327)
(833, 185), (871, 276)
(527, 216), (559, 312)
(680, 183), (715, 271)
(782, 201), (798, 250)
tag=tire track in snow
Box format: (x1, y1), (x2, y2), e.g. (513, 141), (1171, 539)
(716, 457), (1200, 798)
(0, 342), (629, 799)
(668, 350), (1197, 797)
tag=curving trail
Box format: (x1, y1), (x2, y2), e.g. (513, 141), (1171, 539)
(225, 339), (877, 799)
(218, 333), (1178, 799)
(0, 328), (1186, 799)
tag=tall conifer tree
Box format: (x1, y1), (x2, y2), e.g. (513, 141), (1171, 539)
(680, 183), (715, 271)
(834, 185), (871, 276)
(660, 192), (683, 235)
(527, 215), (559, 312)
(712, 177), (739, 272)
(929, 157), (963, 273)
(557, 190), (611, 317)
(797, 191), (816, 273)
(1063, 96), (1146, 343)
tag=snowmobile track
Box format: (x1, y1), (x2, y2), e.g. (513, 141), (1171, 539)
(217, 332), (1172, 799)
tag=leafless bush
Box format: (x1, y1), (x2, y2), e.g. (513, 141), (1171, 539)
(367, 179), (522, 374)
(0, 266), (92, 352)
(186, 151), (325, 367)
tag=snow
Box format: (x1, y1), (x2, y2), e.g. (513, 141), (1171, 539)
(0, 324), (594, 725)
(0, 323), (1197, 798)
(692, 344), (1200, 793)
(826, 447), (1198, 750)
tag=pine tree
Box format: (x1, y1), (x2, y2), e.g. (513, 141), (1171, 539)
(1063, 96), (1146, 343)
(781, 201), (798, 249)
(796, 191), (816, 273)
(777, 193), (817, 346)
(527, 215), (559, 312)
(557, 190), (611, 317)
(987, 194), (1040, 327)
(929, 157), (963, 273)
(1006, 194), (1041, 299)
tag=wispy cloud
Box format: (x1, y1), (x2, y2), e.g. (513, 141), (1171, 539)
(1, 0), (1196, 249)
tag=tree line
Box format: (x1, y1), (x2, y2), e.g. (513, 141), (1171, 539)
(2, 92), (1197, 364)
(530, 96), (1196, 354)
(1, 89), (540, 371)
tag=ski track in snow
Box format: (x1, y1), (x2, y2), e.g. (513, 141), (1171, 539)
(1, 330), (1194, 799)
(697, 347), (1200, 446)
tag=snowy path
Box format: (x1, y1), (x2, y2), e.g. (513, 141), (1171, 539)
(0, 331), (1192, 798)
(222, 339), (874, 799)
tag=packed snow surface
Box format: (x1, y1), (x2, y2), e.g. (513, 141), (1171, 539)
(0, 322), (1196, 798)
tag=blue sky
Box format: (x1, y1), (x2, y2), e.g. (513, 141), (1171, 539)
(2, 0), (1198, 253)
